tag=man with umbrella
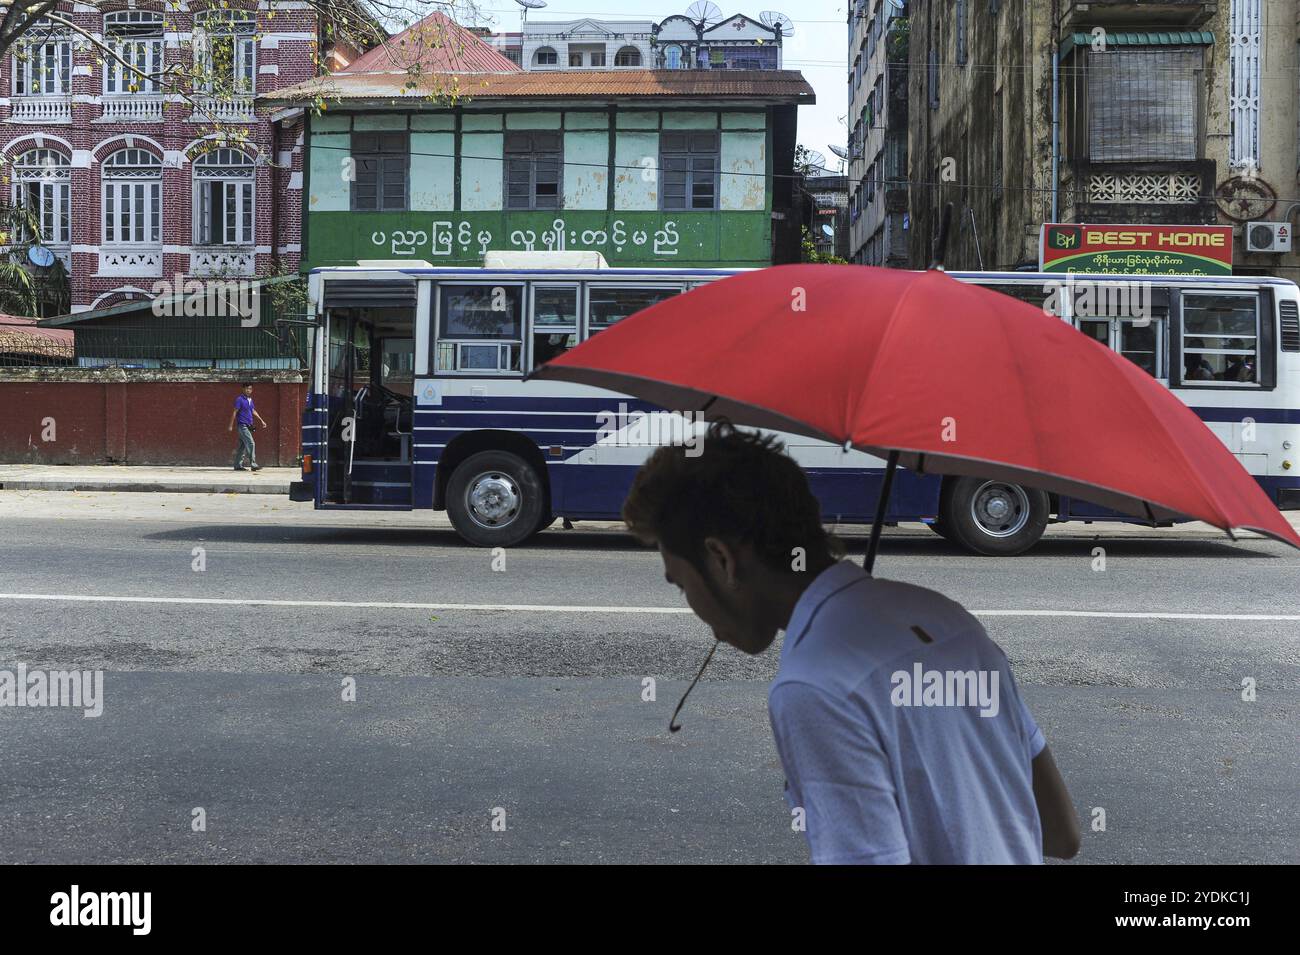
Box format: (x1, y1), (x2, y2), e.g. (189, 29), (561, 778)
(623, 422), (1081, 864)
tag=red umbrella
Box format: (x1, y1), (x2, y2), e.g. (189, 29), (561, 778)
(527, 263), (1300, 566)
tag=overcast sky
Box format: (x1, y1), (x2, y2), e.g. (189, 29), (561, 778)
(464, 0), (851, 171)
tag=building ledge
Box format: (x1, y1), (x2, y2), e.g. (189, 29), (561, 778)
(1061, 1), (1218, 29)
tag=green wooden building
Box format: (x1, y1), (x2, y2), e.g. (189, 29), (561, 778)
(264, 69), (815, 271)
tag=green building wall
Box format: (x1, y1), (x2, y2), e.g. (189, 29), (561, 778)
(304, 107), (775, 269)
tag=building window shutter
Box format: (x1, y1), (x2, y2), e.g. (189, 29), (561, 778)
(1088, 49), (1198, 162)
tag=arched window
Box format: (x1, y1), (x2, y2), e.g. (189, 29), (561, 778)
(104, 11), (165, 94)
(193, 148), (255, 246)
(12, 149), (70, 246)
(614, 46), (641, 67)
(533, 46), (557, 66)
(661, 44), (683, 69)
(101, 148), (162, 245)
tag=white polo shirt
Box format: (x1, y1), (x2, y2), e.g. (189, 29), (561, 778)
(769, 560), (1046, 864)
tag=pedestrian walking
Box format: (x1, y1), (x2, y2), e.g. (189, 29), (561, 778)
(229, 383), (268, 471)
(622, 421), (1081, 864)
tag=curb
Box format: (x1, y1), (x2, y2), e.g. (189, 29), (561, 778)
(0, 481), (291, 495)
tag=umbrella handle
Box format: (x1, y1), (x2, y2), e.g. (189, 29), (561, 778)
(864, 450), (900, 575)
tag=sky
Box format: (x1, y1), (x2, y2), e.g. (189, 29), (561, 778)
(462, 0), (851, 171)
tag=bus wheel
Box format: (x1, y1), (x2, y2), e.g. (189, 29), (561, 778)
(940, 477), (1048, 556)
(927, 518), (951, 540)
(447, 451), (546, 547)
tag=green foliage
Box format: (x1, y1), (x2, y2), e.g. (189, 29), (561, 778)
(801, 226), (848, 265)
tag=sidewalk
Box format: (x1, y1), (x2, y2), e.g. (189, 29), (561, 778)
(0, 464), (296, 495)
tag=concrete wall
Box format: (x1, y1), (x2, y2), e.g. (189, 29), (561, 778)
(0, 371), (306, 466)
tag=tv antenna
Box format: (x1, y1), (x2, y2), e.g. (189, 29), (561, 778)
(686, 1), (723, 29)
(760, 11), (795, 37)
(801, 148), (827, 173)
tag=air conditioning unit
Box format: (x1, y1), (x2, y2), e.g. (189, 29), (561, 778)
(1246, 221), (1292, 253)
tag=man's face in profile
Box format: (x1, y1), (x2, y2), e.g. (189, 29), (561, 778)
(659, 543), (779, 656)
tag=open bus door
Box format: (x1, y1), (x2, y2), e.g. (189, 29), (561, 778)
(319, 279), (418, 508)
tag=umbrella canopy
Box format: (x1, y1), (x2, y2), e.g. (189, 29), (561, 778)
(528, 264), (1300, 551)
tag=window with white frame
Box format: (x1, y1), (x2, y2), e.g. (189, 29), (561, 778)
(193, 148), (255, 245)
(614, 46), (641, 66)
(104, 11), (165, 94)
(195, 10), (256, 95)
(533, 46), (557, 66)
(102, 149), (162, 245)
(12, 149), (71, 246)
(12, 23), (71, 96)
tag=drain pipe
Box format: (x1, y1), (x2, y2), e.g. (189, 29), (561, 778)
(1051, 41), (1060, 222)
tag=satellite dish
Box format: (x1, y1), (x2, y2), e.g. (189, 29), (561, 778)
(828, 144), (850, 161)
(514, 0), (547, 26)
(821, 224), (835, 239)
(760, 11), (795, 37)
(27, 245), (55, 268)
(686, 1), (723, 28)
(802, 148), (827, 171)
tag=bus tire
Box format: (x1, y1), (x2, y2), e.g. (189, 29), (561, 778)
(940, 477), (1048, 556)
(927, 518), (951, 540)
(446, 451), (546, 548)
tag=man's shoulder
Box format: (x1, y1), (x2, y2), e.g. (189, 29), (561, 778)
(775, 575), (993, 697)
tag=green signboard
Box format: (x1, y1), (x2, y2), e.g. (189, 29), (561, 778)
(306, 211), (772, 269)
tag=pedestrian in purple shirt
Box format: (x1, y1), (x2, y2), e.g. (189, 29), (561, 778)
(228, 383), (268, 471)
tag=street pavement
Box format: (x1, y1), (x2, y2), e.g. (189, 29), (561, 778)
(1, 490), (1298, 864)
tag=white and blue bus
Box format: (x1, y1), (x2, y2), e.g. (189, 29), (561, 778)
(289, 256), (1300, 554)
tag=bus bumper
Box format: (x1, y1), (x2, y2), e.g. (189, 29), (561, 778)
(289, 481), (314, 503)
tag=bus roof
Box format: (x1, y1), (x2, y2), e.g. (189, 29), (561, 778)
(307, 264), (1298, 287)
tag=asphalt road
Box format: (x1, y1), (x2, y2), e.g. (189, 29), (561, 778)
(1, 491), (1297, 864)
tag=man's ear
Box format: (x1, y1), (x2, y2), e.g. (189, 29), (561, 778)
(702, 536), (740, 588)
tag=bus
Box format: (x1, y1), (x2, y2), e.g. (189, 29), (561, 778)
(289, 257), (1300, 555)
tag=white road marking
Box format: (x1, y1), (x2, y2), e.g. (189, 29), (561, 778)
(0, 593), (1298, 620)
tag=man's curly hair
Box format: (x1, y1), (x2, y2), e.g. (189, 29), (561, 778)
(622, 419), (843, 574)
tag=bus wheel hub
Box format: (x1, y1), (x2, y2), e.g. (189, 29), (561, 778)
(468, 472), (519, 526)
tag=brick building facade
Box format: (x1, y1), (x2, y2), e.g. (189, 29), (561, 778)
(0, 1), (340, 314)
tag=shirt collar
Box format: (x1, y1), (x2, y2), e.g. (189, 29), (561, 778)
(781, 559), (869, 658)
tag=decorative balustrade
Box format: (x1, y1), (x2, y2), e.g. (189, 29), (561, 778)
(98, 248), (162, 276)
(9, 96), (71, 123)
(190, 247), (256, 277)
(100, 95), (164, 122)
(192, 96), (256, 123)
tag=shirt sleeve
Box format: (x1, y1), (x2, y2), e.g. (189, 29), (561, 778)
(768, 680), (910, 865)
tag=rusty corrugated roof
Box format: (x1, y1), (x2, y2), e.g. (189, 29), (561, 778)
(341, 11), (520, 75)
(264, 69), (816, 105)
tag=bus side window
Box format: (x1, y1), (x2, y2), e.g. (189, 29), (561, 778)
(435, 284), (522, 375)
(1181, 292), (1260, 386)
(587, 286), (682, 337)
(531, 285), (579, 369)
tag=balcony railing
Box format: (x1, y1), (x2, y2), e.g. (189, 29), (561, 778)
(192, 95), (256, 123)
(100, 95), (164, 123)
(9, 96), (71, 123)
(98, 248), (163, 277)
(190, 247), (256, 277)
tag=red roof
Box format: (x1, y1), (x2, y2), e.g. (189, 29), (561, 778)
(341, 12), (520, 74)
(0, 314), (74, 353)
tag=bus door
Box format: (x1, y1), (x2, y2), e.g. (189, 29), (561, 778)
(319, 279), (417, 508)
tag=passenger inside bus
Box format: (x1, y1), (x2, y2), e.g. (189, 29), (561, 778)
(1183, 339), (1216, 381)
